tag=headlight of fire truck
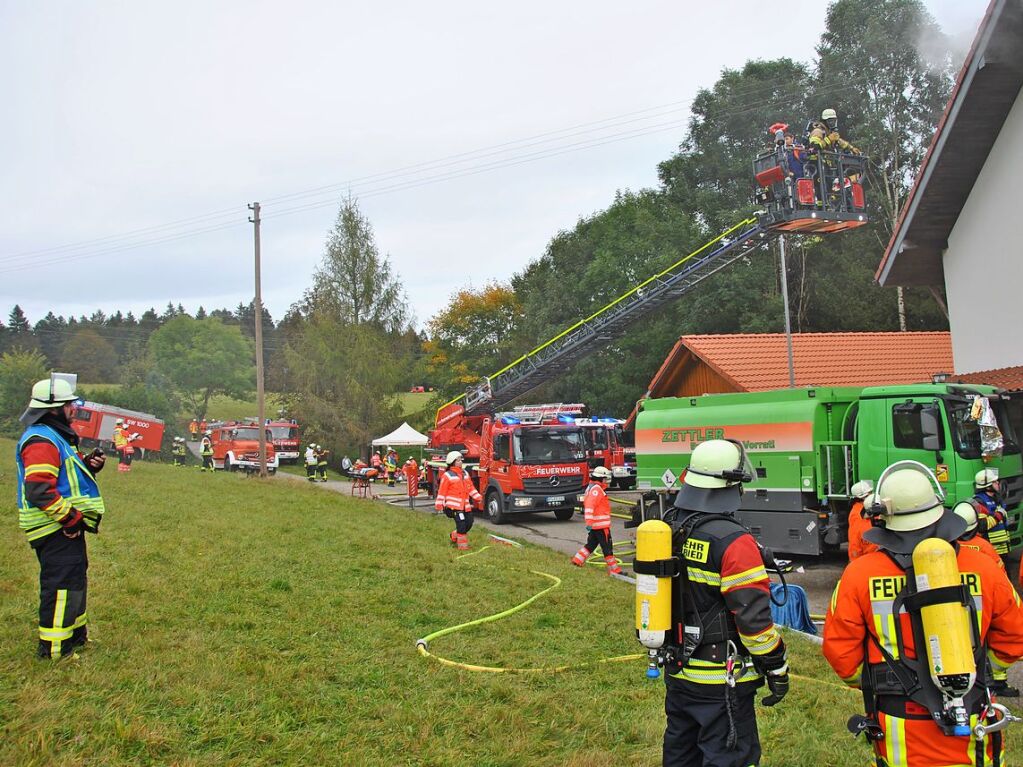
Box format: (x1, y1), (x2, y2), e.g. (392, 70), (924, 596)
(514, 497), (533, 507)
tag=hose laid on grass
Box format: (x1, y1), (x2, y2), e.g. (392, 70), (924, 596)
(415, 569), (643, 673)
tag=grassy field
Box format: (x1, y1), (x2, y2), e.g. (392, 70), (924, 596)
(2, 442), (959, 766)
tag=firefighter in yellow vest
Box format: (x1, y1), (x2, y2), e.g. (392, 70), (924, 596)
(16, 377), (107, 659)
(113, 418), (130, 472)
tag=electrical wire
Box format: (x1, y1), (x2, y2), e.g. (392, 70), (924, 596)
(0, 75), (873, 275)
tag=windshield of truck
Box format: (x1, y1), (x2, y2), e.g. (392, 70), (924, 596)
(513, 428), (585, 464)
(582, 427), (607, 451)
(615, 425), (634, 448)
(231, 427), (272, 442)
(269, 426), (298, 440)
(946, 398), (1020, 458)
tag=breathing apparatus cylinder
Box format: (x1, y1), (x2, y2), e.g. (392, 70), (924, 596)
(912, 537), (976, 735)
(635, 519), (674, 678)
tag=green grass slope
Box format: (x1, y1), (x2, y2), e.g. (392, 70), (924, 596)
(1, 442), (935, 766)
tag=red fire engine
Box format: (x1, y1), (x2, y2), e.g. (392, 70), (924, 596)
(211, 422), (278, 473)
(70, 401), (165, 454)
(427, 402), (589, 523)
(575, 417), (636, 489)
(263, 419), (301, 464)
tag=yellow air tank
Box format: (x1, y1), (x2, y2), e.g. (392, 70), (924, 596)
(911, 537), (976, 700)
(635, 519), (674, 673)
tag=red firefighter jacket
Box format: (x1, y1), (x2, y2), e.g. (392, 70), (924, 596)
(434, 467), (481, 512)
(847, 500), (880, 560)
(582, 481), (611, 530)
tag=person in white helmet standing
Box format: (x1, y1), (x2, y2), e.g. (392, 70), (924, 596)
(846, 479), (877, 560)
(971, 468), (1010, 564)
(661, 439), (787, 767)
(16, 376), (107, 659)
(570, 465), (622, 575)
(305, 444), (318, 481)
(434, 451), (481, 551)
(824, 461), (1023, 766)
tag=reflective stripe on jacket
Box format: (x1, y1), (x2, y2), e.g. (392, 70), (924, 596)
(434, 468), (481, 512)
(667, 513), (781, 692)
(973, 494), (1010, 555)
(16, 424), (105, 541)
(583, 482), (610, 529)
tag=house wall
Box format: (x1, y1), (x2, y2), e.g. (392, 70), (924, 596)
(667, 358), (739, 397)
(945, 92), (1023, 372)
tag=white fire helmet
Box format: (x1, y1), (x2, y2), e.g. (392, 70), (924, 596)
(953, 501), (979, 533)
(590, 465), (613, 482)
(872, 462), (945, 532)
(975, 468), (999, 490)
(445, 450), (463, 466)
(850, 480), (874, 500)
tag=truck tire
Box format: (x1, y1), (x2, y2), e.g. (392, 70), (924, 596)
(225, 456), (235, 472)
(486, 489), (507, 525)
(554, 507), (574, 521)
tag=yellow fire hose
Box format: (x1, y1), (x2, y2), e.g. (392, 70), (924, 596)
(415, 568), (643, 673)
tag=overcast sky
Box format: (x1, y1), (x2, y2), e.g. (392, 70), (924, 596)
(0, 0), (988, 331)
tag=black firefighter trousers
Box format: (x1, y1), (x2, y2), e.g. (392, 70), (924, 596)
(32, 530), (88, 659)
(663, 675), (761, 767)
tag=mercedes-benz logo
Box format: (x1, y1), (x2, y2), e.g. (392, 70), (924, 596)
(549, 476), (560, 487)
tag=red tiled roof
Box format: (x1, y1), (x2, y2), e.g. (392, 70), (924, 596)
(681, 332), (953, 391)
(953, 365), (1023, 392)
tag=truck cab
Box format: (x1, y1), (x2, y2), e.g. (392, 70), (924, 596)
(428, 402), (589, 524)
(265, 420), (301, 464)
(212, 423), (279, 473)
(576, 417), (636, 489)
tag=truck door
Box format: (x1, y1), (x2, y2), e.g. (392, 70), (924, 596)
(491, 433), (511, 493)
(886, 398), (954, 495)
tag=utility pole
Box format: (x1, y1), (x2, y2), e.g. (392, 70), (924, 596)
(778, 235), (796, 388)
(248, 202), (268, 478)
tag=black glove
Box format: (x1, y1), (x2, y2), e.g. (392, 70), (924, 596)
(762, 665), (789, 706)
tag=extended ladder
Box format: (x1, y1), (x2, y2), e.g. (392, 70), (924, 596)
(455, 217), (778, 416)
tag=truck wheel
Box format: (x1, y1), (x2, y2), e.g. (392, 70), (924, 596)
(486, 490), (507, 525)
(554, 507), (574, 521)
(225, 457), (235, 472)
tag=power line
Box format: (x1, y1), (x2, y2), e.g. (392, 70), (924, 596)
(0, 75), (869, 274)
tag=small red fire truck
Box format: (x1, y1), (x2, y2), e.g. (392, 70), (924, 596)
(575, 417), (636, 489)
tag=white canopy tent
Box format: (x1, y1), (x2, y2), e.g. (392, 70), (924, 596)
(371, 422), (429, 447)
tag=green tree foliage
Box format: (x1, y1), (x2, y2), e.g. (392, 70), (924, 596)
(303, 196), (410, 331)
(6, 305), (38, 354)
(814, 0), (953, 235)
(285, 196), (412, 457)
(282, 317), (402, 458)
(60, 328), (119, 383)
(148, 316), (254, 420)
(425, 282), (523, 390)
(0, 349), (48, 436)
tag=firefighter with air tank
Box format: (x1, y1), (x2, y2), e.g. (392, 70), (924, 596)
(634, 439), (788, 767)
(823, 461), (1023, 767)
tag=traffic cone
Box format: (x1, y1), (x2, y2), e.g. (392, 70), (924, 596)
(605, 555), (622, 575)
(571, 547), (591, 567)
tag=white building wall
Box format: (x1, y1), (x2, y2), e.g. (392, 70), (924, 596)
(944, 92), (1023, 373)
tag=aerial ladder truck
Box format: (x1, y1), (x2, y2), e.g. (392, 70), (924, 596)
(427, 146), (869, 523)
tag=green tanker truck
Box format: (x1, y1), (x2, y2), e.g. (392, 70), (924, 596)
(635, 383), (1022, 556)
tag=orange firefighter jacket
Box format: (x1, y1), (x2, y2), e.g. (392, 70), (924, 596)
(582, 481), (611, 530)
(823, 546), (1023, 767)
(846, 500), (879, 560)
(434, 467), (481, 512)
(959, 532), (1004, 571)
